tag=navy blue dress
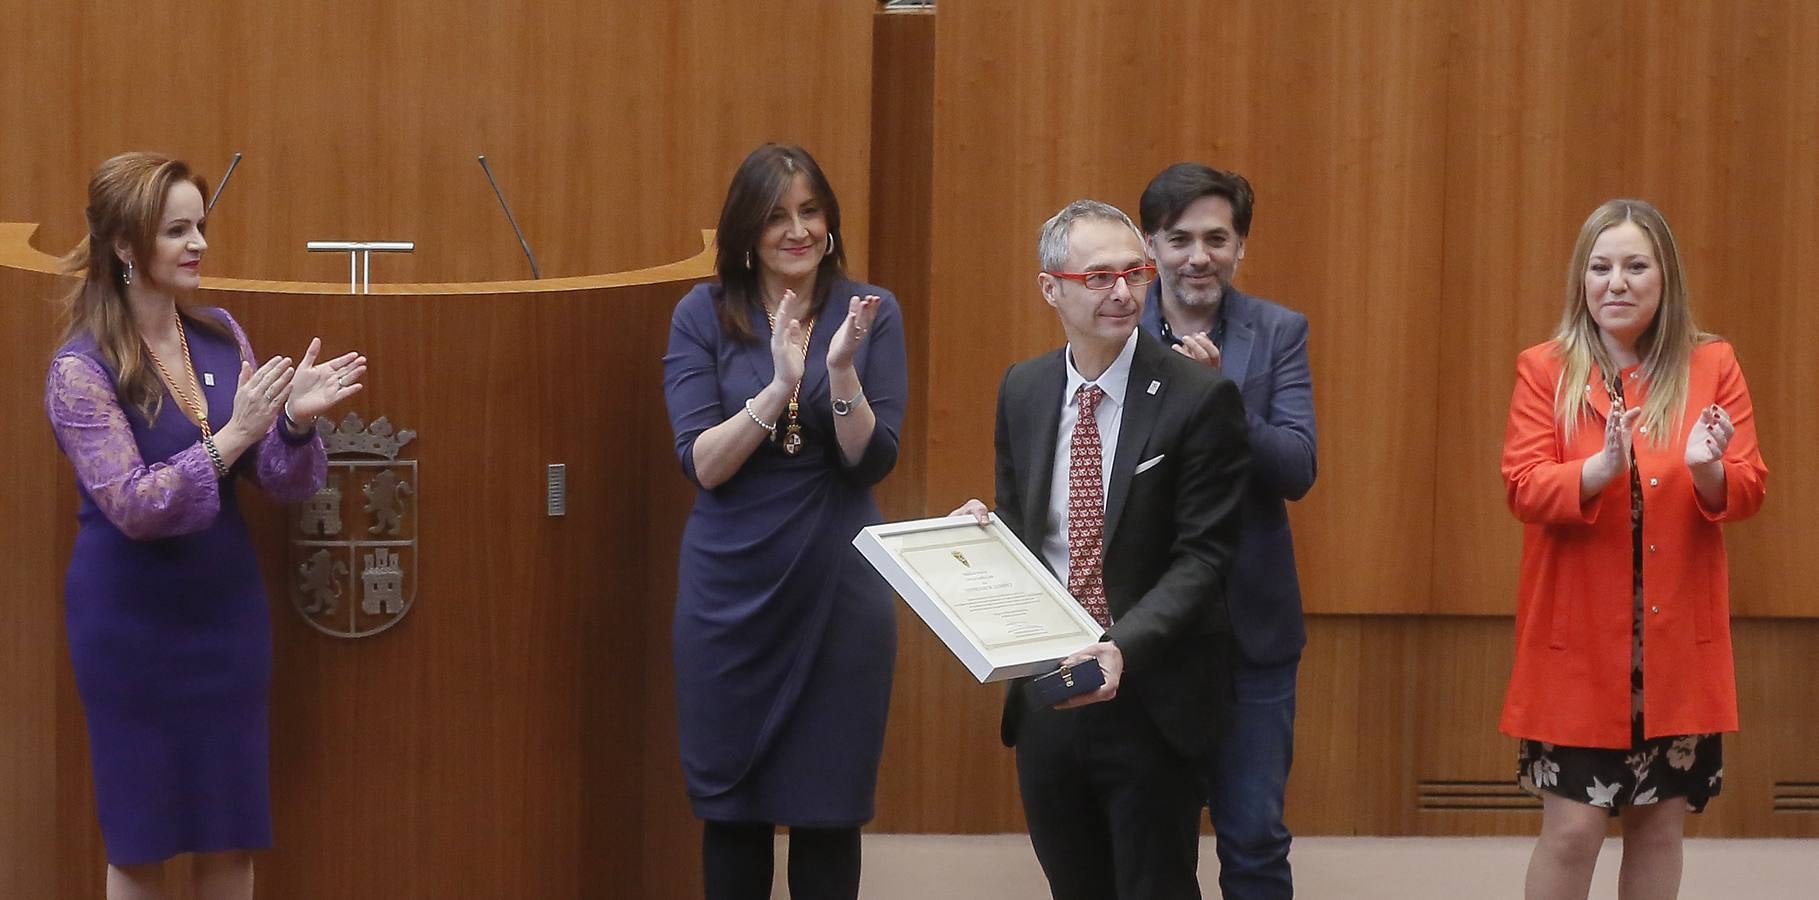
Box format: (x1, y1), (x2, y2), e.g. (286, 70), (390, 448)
(661, 280), (905, 826)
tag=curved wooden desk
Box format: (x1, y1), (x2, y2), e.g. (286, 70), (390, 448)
(1, 223), (711, 898)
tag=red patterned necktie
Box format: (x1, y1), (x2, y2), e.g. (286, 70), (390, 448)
(1067, 385), (1110, 627)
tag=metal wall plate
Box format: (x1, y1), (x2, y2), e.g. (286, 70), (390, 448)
(546, 463), (567, 517)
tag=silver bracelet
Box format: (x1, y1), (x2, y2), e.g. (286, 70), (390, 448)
(202, 435), (230, 479)
(743, 398), (777, 433)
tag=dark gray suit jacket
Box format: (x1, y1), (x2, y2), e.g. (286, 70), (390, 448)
(1142, 284), (1316, 666)
(995, 332), (1251, 757)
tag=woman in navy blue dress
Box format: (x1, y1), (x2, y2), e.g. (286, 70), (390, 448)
(662, 144), (907, 900)
(45, 153), (366, 900)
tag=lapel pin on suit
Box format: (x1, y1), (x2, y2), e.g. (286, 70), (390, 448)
(1147, 380), (1161, 395)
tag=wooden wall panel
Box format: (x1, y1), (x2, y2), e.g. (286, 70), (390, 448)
(0, 275), (69, 896)
(923, 0), (1450, 615)
(866, 8), (1010, 834)
(1434, 0), (1819, 617)
(1282, 618), (1370, 834)
(865, 8), (935, 525)
(0, 0), (874, 285)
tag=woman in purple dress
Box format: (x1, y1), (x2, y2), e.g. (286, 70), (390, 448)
(662, 144), (907, 900)
(44, 152), (366, 900)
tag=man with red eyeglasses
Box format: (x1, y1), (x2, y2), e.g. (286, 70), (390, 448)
(952, 199), (1250, 898)
(1139, 163), (1317, 900)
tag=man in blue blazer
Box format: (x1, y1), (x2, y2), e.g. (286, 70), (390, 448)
(1138, 164), (1318, 899)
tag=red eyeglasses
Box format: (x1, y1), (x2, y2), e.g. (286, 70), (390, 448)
(1045, 265), (1158, 291)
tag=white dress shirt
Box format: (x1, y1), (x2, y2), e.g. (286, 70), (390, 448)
(1040, 327), (1138, 586)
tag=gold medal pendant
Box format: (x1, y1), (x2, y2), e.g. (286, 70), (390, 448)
(784, 400), (803, 455)
(765, 305), (814, 458)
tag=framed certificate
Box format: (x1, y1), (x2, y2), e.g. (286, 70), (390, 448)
(853, 514), (1104, 682)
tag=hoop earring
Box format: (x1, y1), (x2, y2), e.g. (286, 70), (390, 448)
(122, 260), (134, 286)
(826, 232), (835, 255)
(744, 250), (753, 270)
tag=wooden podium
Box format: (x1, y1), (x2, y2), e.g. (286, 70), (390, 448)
(0, 224), (709, 898)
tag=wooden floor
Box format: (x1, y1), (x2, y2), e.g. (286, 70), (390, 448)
(774, 834), (1818, 899)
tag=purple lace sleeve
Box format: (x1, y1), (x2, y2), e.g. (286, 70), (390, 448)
(251, 423), (328, 502)
(45, 353), (222, 540)
(219, 311), (329, 503)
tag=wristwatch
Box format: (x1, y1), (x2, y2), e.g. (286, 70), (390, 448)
(832, 388), (866, 416)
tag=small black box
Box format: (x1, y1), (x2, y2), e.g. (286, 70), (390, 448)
(1026, 657), (1105, 707)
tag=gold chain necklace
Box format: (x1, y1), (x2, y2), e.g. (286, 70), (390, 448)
(144, 310), (212, 439)
(764, 307), (815, 456)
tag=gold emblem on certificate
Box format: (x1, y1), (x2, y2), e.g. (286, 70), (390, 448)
(901, 536), (1094, 651)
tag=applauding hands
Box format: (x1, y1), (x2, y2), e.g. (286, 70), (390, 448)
(1581, 393), (1736, 502)
(1170, 331), (1221, 369)
(1684, 404), (1734, 467)
(286, 337), (367, 428)
(827, 294), (881, 372)
(1580, 394), (1643, 497)
(226, 354), (298, 443)
(769, 289), (811, 391)
(225, 337), (366, 442)
(769, 289), (883, 388)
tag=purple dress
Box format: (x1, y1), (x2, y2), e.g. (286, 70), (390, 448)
(45, 308), (325, 866)
(661, 280), (906, 826)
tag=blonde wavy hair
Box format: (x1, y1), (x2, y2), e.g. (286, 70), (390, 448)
(1551, 199), (1711, 447)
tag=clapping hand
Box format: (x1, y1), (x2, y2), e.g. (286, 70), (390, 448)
(1583, 394), (1642, 493)
(228, 354), (296, 440)
(1171, 332), (1221, 369)
(1684, 404), (1734, 467)
(827, 294), (881, 371)
(286, 337), (367, 425)
(770, 289), (810, 390)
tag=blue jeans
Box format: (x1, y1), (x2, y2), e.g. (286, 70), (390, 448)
(1206, 657), (1297, 899)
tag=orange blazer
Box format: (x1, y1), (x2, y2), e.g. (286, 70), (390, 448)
(1499, 339), (1767, 749)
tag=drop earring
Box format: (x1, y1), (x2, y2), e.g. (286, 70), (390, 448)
(744, 249), (753, 270)
(122, 260), (134, 286)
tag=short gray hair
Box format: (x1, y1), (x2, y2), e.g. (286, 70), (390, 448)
(1038, 200), (1144, 271)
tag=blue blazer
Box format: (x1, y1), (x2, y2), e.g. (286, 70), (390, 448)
(1142, 283), (1316, 666)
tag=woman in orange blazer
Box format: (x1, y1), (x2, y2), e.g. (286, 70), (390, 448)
(1500, 199), (1767, 900)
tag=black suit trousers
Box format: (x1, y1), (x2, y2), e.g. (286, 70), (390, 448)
(1014, 692), (1204, 900)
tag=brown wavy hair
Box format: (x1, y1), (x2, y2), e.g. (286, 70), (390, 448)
(56, 152), (229, 422)
(711, 144), (848, 344)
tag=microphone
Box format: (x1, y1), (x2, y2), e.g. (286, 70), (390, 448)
(207, 152), (243, 213)
(477, 154), (541, 279)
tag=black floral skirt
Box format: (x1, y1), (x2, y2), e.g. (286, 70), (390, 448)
(1518, 732), (1722, 815)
